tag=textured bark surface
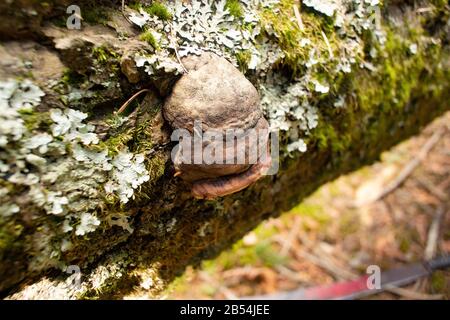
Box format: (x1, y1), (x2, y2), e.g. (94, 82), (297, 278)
(0, 1), (449, 299)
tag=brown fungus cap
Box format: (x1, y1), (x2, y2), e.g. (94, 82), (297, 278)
(163, 52), (262, 133)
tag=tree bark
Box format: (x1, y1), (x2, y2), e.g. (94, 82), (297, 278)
(0, 0), (449, 299)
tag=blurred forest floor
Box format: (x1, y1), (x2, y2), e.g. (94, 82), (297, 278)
(165, 111), (450, 300)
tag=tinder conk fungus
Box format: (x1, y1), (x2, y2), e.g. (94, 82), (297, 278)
(163, 52), (271, 199)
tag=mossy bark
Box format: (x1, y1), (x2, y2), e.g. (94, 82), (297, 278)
(0, 0), (449, 299)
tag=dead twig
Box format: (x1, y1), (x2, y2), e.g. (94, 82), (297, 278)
(424, 205), (445, 260)
(385, 286), (443, 300)
(321, 30), (334, 59)
(416, 175), (448, 202)
(121, 0), (134, 25)
(169, 24), (189, 74)
(293, 234), (358, 280)
(293, 1), (304, 31)
(416, 7), (433, 14)
(364, 126), (446, 204)
(297, 250), (358, 280)
(275, 265), (310, 283)
(116, 88), (151, 115)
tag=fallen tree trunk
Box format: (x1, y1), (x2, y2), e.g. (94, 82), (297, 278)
(0, 0), (449, 299)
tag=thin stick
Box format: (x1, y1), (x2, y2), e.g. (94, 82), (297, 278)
(121, 0), (134, 25)
(366, 127), (445, 204)
(275, 265), (309, 283)
(294, 234), (358, 280)
(321, 30), (334, 59)
(416, 175), (448, 201)
(169, 24), (189, 74)
(116, 88), (151, 115)
(293, 1), (304, 31)
(385, 286), (443, 300)
(424, 205), (445, 260)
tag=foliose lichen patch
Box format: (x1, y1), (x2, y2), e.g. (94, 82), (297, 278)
(0, 78), (151, 273)
(128, 0), (386, 154)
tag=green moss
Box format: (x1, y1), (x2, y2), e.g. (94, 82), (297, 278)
(310, 121), (352, 153)
(99, 131), (134, 157)
(61, 69), (85, 87)
(260, 0), (339, 76)
(398, 236), (411, 253)
(128, 2), (142, 11)
(133, 119), (157, 153)
(0, 222), (24, 259)
(430, 0), (449, 10)
(235, 50), (251, 72)
(18, 109), (52, 131)
(2, 0), (449, 299)
(92, 46), (119, 65)
(304, 13), (449, 166)
(431, 271), (447, 293)
(82, 5), (110, 25)
(90, 45), (121, 81)
(139, 30), (159, 49)
(355, 28), (427, 113)
(225, 0), (243, 18)
(145, 153), (167, 185)
(142, 2), (173, 21)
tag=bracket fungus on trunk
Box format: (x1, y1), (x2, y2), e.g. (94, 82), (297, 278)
(163, 52), (272, 199)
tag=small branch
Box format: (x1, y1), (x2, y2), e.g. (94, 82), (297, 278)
(121, 0), (134, 25)
(424, 205), (445, 260)
(169, 24), (189, 74)
(321, 30), (334, 59)
(385, 286), (443, 300)
(416, 175), (448, 201)
(416, 7), (433, 14)
(358, 126), (446, 205)
(116, 89), (151, 115)
(293, 1), (304, 31)
(296, 234), (358, 280)
(297, 250), (358, 280)
(275, 265), (309, 283)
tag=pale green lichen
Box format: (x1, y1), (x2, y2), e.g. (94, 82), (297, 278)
(128, 0), (386, 154)
(105, 152), (150, 204)
(0, 79), (44, 145)
(135, 53), (183, 76)
(0, 78), (154, 276)
(75, 213), (101, 236)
